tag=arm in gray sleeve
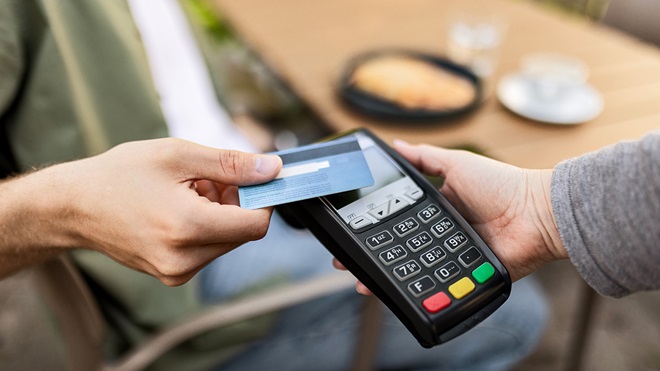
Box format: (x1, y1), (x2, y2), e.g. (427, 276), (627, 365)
(551, 132), (660, 298)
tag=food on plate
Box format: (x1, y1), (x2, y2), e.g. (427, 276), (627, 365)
(350, 55), (476, 110)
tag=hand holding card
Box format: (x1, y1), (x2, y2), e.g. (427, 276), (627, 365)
(239, 137), (375, 209)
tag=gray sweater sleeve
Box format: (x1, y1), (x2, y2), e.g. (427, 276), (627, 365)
(551, 132), (660, 298)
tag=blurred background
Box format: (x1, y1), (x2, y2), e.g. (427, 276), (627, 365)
(2, 0), (659, 370)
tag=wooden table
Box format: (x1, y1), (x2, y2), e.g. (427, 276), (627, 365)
(209, 0), (660, 168)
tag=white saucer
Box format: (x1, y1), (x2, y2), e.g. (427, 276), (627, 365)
(496, 73), (604, 125)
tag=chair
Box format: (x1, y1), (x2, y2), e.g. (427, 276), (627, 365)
(32, 254), (382, 371)
(601, 0), (660, 46)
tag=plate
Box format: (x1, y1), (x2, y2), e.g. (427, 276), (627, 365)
(496, 73), (603, 125)
(338, 50), (483, 123)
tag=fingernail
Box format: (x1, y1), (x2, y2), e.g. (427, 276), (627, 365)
(255, 155), (281, 175)
(393, 139), (409, 147)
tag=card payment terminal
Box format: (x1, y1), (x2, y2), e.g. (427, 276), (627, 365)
(279, 129), (511, 348)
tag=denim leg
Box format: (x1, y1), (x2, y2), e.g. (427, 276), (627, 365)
(209, 281), (547, 371)
(199, 212), (336, 301)
(200, 214), (549, 371)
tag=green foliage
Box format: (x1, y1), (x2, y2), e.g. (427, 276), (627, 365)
(182, 0), (234, 42)
(528, 0), (610, 19)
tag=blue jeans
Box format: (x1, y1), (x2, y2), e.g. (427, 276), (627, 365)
(200, 213), (548, 371)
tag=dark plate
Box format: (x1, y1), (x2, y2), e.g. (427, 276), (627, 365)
(339, 49), (482, 123)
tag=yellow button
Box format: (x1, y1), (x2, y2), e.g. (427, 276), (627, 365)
(448, 277), (475, 300)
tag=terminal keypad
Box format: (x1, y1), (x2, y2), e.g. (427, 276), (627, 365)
(361, 198), (497, 315)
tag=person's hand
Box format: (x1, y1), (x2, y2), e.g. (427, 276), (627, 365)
(27, 138), (281, 286)
(334, 140), (567, 295)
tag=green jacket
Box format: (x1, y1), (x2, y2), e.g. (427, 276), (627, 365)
(0, 1), (274, 369)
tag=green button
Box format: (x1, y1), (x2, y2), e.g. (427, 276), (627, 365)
(472, 262), (495, 284)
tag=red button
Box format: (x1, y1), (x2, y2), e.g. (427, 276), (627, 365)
(423, 292), (451, 313)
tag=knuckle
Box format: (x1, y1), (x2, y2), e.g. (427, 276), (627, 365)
(159, 275), (188, 287)
(151, 252), (193, 284)
(217, 150), (247, 179)
(150, 226), (197, 280)
(152, 251), (184, 276)
(141, 138), (188, 170)
(158, 138), (187, 162)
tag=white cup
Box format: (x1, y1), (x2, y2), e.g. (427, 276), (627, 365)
(520, 53), (589, 101)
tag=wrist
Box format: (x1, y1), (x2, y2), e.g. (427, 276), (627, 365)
(0, 165), (82, 277)
(14, 163), (83, 250)
(528, 169), (568, 263)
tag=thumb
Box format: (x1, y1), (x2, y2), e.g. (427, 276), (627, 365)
(173, 140), (282, 185)
(393, 139), (454, 178)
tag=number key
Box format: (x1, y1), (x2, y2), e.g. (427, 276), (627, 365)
(420, 246), (447, 267)
(393, 260), (422, 281)
(431, 217), (454, 238)
(366, 231), (394, 250)
(417, 204), (441, 223)
(444, 231), (468, 252)
(406, 231), (433, 252)
(434, 261), (461, 283)
(379, 245), (408, 266)
(393, 217), (420, 237)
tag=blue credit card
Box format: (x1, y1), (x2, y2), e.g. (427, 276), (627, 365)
(239, 136), (375, 209)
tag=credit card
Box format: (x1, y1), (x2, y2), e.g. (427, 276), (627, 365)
(239, 137), (375, 209)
